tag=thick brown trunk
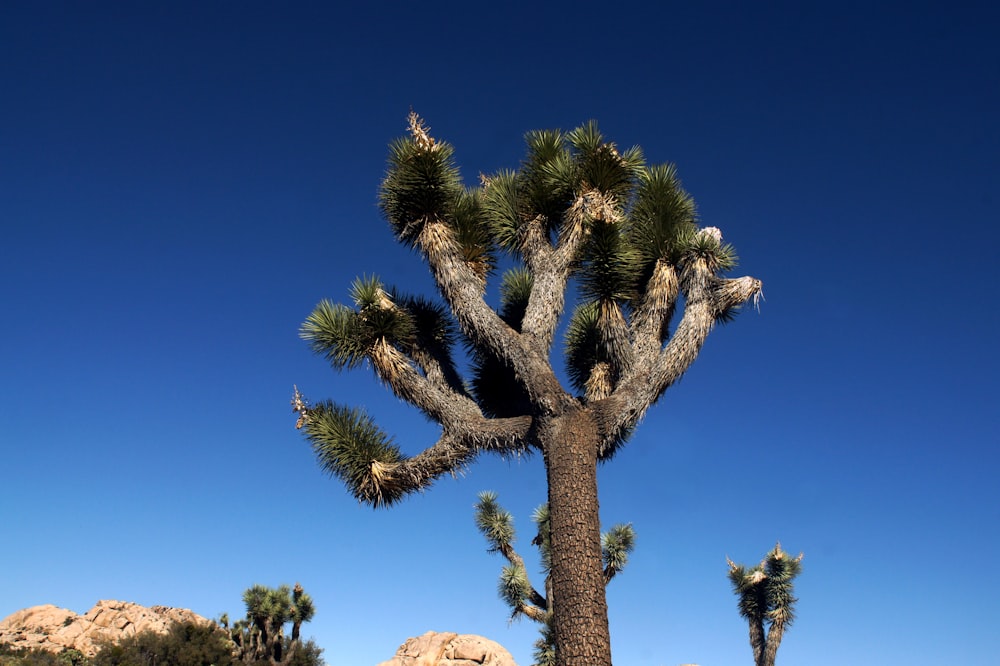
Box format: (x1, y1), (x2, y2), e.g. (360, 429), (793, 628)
(544, 407), (612, 666)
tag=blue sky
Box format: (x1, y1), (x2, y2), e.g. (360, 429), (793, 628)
(1, 2), (998, 665)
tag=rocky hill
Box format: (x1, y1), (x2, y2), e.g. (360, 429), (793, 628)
(0, 600), (212, 657)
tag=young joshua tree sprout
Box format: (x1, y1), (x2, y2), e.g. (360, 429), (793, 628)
(294, 113), (760, 665)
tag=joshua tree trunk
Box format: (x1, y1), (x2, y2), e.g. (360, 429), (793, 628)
(762, 619), (786, 666)
(544, 408), (610, 665)
(749, 617), (765, 666)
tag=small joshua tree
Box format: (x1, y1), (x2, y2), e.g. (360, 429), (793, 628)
(227, 583), (316, 665)
(726, 543), (802, 666)
(474, 491), (635, 666)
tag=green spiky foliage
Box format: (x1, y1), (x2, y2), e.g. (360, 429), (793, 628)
(294, 112), (761, 666)
(474, 492), (635, 666)
(232, 583), (316, 666)
(727, 543), (803, 666)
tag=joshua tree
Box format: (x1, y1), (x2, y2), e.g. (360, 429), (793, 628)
(293, 112), (761, 665)
(227, 583), (315, 665)
(727, 543), (803, 666)
(474, 491), (635, 666)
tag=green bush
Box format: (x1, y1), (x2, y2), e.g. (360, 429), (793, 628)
(0, 644), (88, 666)
(91, 622), (234, 666)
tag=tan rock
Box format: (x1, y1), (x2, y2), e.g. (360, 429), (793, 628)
(0, 600), (212, 657)
(377, 631), (517, 666)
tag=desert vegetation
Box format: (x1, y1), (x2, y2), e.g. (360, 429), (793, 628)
(0, 584), (323, 666)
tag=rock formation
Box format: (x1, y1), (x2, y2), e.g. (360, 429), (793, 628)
(376, 631), (517, 666)
(0, 600), (212, 657)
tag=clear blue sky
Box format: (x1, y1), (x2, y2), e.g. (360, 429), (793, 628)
(2, 2), (998, 665)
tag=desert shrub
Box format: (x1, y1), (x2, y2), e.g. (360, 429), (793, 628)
(91, 622), (234, 666)
(0, 644), (88, 666)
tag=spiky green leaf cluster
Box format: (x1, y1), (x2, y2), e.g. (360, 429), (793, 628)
(564, 302), (604, 393)
(379, 135), (463, 245)
(395, 292), (458, 358)
(351, 275), (415, 340)
(565, 121), (645, 198)
(300, 400), (404, 506)
(601, 523), (636, 577)
(530, 502), (552, 574)
(301, 276), (460, 377)
(481, 169), (530, 252)
(628, 164), (698, 271)
(498, 563), (533, 615)
(579, 219), (640, 303)
(763, 547), (802, 625)
(474, 491), (516, 552)
(300, 276), (412, 369)
(728, 544), (803, 627)
(290, 583), (316, 626)
(299, 299), (370, 370)
(677, 227), (738, 272)
(533, 622), (556, 666)
(243, 584), (294, 625)
(727, 562), (768, 622)
(450, 188), (496, 276)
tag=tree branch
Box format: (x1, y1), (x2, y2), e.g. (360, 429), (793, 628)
(519, 192), (592, 352)
(594, 252), (761, 456)
(418, 218), (569, 413)
(299, 394), (534, 507)
(369, 340), (482, 427)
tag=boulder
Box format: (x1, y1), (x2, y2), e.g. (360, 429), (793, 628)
(0, 600), (212, 657)
(377, 631), (517, 666)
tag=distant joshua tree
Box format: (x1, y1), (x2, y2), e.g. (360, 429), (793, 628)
(474, 491), (635, 666)
(726, 543), (803, 666)
(225, 583), (315, 666)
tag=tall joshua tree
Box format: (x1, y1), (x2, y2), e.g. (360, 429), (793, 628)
(474, 491), (635, 666)
(727, 544), (803, 666)
(293, 112), (761, 666)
